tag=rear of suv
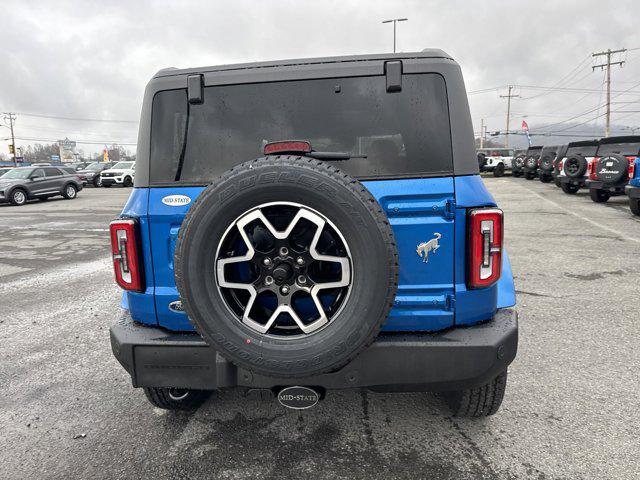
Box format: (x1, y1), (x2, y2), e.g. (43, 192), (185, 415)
(537, 145), (561, 183)
(587, 136), (640, 203)
(557, 140), (598, 194)
(522, 146), (543, 180)
(109, 52), (518, 416)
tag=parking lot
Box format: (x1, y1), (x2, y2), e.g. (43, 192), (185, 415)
(0, 180), (638, 479)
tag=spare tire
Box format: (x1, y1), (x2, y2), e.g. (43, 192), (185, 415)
(513, 155), (526, 170)
(525, 155), (539, 170)
(596, 153), (628, 184)
(174, 156), (398, 378)
(563, 154), (588, 178)
(539, 154), (555, 172)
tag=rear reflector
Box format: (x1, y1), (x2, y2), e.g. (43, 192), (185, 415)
(109, 218), (144, 292)
(467, 208), (503, 289)
(264, 140), (312, 155)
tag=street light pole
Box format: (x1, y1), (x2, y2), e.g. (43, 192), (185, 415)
(382, 18), (408, 53)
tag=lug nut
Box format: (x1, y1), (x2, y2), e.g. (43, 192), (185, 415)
(280, 285), (290, 295)
(262, 257), (272, 267)
(279, 247), (289, 256)
(296, 257), (305, 266)
(297, 275), (307, 284)
(265, 276), (274, 286)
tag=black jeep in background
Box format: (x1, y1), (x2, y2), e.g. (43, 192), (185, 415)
(0, 166), (83, 206)
(586, 136), (640, 203)
(521, 146), (542, 179)
(511, 149), (528, 177)
(537, 145), (560, 183)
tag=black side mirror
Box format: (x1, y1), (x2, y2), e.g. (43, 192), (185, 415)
(30, 175), (42, 181)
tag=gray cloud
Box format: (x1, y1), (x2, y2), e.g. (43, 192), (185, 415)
(1, 0), (638, 156)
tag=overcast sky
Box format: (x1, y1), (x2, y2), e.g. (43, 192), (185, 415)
(1, 0), (639, 157)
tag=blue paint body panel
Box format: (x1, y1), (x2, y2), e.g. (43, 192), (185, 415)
(629, 157), (640, 187)
(118, 174), (516, 333)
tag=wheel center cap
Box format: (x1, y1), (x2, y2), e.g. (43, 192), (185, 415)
(273, 262), (293, 283)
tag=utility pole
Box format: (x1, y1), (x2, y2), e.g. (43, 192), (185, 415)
(2, 113), (17, 167)
(480, 118), (486, 149)
(500, 86), (519, 148)
(382, 18), (408, 53)
(592, 48), (626, 137)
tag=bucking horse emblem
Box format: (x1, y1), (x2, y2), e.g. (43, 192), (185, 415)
(416, 233), (442, 263)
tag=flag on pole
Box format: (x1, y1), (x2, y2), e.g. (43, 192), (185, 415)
(521, 120), (532, 146)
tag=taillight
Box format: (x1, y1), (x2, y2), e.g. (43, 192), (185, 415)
(109, 218), (144, 292)
(264, 140), (312, 155)
(627, 157), (636, 179)
(557, 160), (564, 172)
(467, 208), (503, 289)
(589, 157), (599, 180)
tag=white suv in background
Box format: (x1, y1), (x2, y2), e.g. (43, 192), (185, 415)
(477, 148), (514, 177)
(100, 161), (135, 187)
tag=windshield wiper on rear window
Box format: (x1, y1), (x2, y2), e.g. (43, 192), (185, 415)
(306, 152), (367, 161)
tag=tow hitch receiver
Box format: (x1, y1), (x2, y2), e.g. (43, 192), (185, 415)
(277, 386), (320, 410)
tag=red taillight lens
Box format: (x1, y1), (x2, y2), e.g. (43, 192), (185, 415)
(109, 219), (144, 292)
(467, 208), (503, 289)
(589, 157), (599, 180)
(264, 140), (312, 155)
(557, 160), (564, 172)
(627, 157), (636, 179)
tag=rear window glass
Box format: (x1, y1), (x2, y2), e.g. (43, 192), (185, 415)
(597, 142), (640, 156)
(566, 145), (597, 156)
(149, 74), (453, 184)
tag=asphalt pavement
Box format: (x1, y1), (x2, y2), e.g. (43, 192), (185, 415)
(1, 180), (638, 479)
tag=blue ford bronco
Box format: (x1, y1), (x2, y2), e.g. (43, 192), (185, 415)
(109, 51), (518, 417)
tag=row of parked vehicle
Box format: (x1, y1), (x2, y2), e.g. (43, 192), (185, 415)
(478, 136), (640, 216)
(0, 161), (136, 206)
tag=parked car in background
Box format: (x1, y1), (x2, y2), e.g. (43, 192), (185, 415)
(0, 166), (83, 206)
(77, 161), (116, 187)
(100, 161), (135, 187)
(476, 148), (513, 177)
(627, 156), (640, 216)
(522, 146), (542, 179)
(557, 140), (599, 194)
(59, 166), (87, 186)
(511, 150), (527, 177)
(31, 162), (52, 166)
(536, 145), (560, 183)
(67, 162), (92, 171)
(586, 136), (640, 203)
(552, 144), (569, 187)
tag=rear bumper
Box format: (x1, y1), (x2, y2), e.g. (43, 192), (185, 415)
(559, 175), (586, 187)
(110, 308), (518, 392)
(626, 185), (640, 198)
(586, 180), (626, 192)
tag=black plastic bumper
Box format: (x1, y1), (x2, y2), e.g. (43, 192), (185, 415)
(626, 185), (640, 198)
(110, 309), (518, 392)
(586, 180), (626, 191)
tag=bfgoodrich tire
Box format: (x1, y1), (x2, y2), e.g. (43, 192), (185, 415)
(589, 188), (610, 203)
(561, 183), (580, 194)
(630, 198), (640, 216)
(175, 156), (398, 378)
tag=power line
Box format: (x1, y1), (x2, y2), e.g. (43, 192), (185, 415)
(7, 111), (139, 124)
(519, 55), (592, 100)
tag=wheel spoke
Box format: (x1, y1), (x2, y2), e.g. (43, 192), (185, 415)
(215, 202), (352, 337)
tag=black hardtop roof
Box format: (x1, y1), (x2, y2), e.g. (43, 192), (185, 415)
(541, 145), (559, 151)
(567, 140), (599, 147)
(527, 145), (543, 151)
(153, 50), (453, 78)
(599, 135), (640, 144)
